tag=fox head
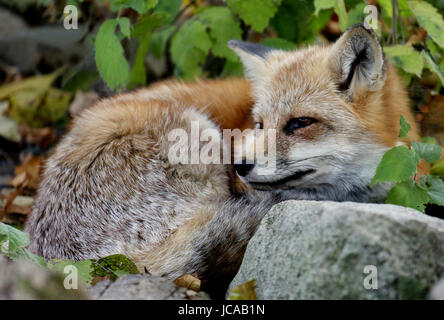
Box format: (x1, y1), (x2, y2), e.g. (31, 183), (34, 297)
(229, 24), (418, 202)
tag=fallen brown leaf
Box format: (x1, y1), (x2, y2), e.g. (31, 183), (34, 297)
(9, 171), (27, 188)
(174, 274), (201, 292)
(12, 155), (44, 190)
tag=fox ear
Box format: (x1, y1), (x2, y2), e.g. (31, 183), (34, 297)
(228, 40), (273, 81)
(328, 24), (386, 97)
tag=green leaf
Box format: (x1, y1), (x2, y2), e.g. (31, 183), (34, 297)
(90, 254), (139, 281)
(0, 222), (29, 255)
(111, 0), (158, 14)
(408, 0), (444, 49)
(221, 60), (244, 77)
(398, 115), (412, 138)
(154, 0), (181, 22)
(378, 0), (413, 18)
(426, 175), (444, 205)
(371, 145), (417, 186)
(386, 180), (430, 212)
(9, 247), (48, 267)
(227, 0), (282, 32)
(346, 3), (367, 28)
(95, 19), (130, 91)
(315, 0), (347, 31)
(171, 20), (212, 79)
(50, 259), (94, 284)
(128, 12), (169, 89)
(118, 17), (131, 38)
(412, 142), (442, 163)
(0, 223), (47, 267)
(261, 37), (298, 50)
(132, 11), (169, 37)
(271, 0), (330, 44)
(421, 49), (444, 86)
(196, 7), (243, 62)
(149, 25), (176, 58)
(384, 45), (423, 77)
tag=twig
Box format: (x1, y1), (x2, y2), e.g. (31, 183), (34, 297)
(396, 0), (405, 43)
(391, 0), (398, 44)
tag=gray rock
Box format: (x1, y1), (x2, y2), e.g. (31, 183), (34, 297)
(0, 8), (90, 73)
(429, 278), (444, 300)
(88, 274), (189, 300)
(0, 255), (87, 300)
(229, 200), (444, 300)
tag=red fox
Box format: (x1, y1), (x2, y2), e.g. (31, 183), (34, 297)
(26, 24), (419, 297)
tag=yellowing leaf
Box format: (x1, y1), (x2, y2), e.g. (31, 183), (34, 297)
(431, 158), (444, 179)
(228, 279), (258, 300)
(0, 70), (61, 101)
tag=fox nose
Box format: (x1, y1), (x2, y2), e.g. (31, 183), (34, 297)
(234, 159), (254, 177)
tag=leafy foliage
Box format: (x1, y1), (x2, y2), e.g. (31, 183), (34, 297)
(227, 0), (282, 32)
(408, 0), (444, 49)
(42, 0), (441, 94)
(371, 117), (444, 212)
(384, 45), (423, 77)
(171, 19), (212, 79)
(0, 222), (47, 267)
(0, 222), (140, 285)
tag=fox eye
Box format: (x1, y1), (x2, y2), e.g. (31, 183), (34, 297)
(284, 117), (317, 134)
(255, 122), (263, 129)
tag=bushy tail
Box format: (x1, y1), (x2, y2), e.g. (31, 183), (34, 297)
(185, 192), (280, 298)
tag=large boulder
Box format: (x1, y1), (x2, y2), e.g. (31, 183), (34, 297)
(229, 200), (444, 299)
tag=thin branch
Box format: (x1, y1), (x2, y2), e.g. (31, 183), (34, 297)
(391, 0), (398, 44)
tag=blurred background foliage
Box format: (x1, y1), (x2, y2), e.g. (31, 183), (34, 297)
(1, 0), (444, 221)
